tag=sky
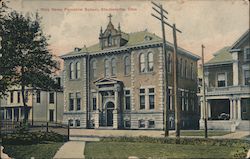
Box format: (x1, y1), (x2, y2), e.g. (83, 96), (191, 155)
(7, 0), (250, 62)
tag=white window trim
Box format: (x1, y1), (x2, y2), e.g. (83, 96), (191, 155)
(216, 72), (227, 87)
(244, 47), (250, 61)
(243, 69), (250, 86)
(124, 88), (131, 110)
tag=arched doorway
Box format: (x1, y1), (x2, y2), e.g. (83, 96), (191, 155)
(106, 102), (114, 126)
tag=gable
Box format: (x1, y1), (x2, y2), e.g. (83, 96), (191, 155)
(230, 29), (250, 51)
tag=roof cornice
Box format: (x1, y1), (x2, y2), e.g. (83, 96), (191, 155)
(61, 41), (200, 60)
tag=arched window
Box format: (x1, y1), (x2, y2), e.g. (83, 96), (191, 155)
(69, 62), (74, 79)
(75, 62), (80, 79)
(104, 59), (109, 77)
(92, 60), (97, 79)
(111, 58), (116, 76)
(139, 54), (146, 73)
(124, 56), (131, 75)
(148, 52), (154, 72)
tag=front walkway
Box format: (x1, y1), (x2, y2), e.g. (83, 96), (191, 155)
(53, 141), (85, 159)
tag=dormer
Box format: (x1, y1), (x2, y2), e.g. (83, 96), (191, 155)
(99, 14), (128, 50)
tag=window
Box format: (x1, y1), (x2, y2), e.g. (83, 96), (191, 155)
(25, 91), (29, 103)
(190, 94), (195, 111)
(75, 62), (80, 79)
(69, 119), (73, 127)
(125, 90), (131, 110)
(75, 120), (80, 127)
(55, 77), (61, 88)
(184, 60), (187, 78)
(191, 62), (194, 79)
(124, 56), (131, 75)
(111, 58), (116, 76)
(69, 93), (74, 111)
(104, 59), (109, 77)
(92, 60), (97, 79)
(93, 97), (96, 111)
(181, 91), (185, 111)
(17, 92), (21, 103)
(139, 54), (146, 73)
(124, 120), (131, 128)
(69, 62), (74, 79)
(76, 92), (81, 111)
(148, 120), (155, 128)
(139, 89), (145, 109)
(167, 53), (172, 73)
(217, 73), (226, 87)
(108, 34), (112, 46)
(139, 120), (145, 128)
(168, 88), (173, 110)
(185, 92), (188, 111)
(49, 92), (54, 104)
(149, 88), (155, 109)
(244, 70), (250, 85)
(244, 47), (250, 61)
(180, 58), (183, 77)
(148, 52), (154, 72)
(36, 91), (41, 103)
(10, 91), (14, 103)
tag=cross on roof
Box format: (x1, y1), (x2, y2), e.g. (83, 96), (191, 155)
(108, 14), (112, 22)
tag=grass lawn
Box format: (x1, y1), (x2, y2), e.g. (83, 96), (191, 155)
(3, 142), (63, 159)
(180, 130), (231, 136)
(85, 142), (246, 159)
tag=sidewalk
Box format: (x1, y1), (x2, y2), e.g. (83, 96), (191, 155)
(53, 141), (85, 159)
(211, 131), (250, 139)
(70, 129), (175, 138)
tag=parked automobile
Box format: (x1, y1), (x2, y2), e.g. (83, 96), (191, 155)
(218, 113), (230, 120)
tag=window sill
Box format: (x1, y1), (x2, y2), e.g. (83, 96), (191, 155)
(139, 71), (154, 75)
(124, 74), (131, 77)
(69, 78), (81, 81)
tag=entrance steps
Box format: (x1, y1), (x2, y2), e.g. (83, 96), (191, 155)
(70, 135), (100, 141)
(96, 126), (115, 130)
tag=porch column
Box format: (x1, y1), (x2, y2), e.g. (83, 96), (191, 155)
(230, 98), (233, 120)
(232, 52), (239, 86)
(233, 98), (237, 120)
(200, 99), (204, 120)
(237, 98), (241, 120)
(113, 89), (119, 129)
(94, 91), (100, 128)
(207, 100), (211, 119)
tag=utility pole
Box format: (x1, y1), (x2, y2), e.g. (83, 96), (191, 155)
(172, 24), (181, 138)
(151, 1), (182, 137)
(151, 1), (169, 137)
(201, 44), (208, 138)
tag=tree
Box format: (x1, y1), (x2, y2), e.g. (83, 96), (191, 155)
(0, 1), (14, 97)
(0, 9), (59, 123)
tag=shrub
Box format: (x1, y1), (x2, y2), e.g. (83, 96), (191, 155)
(101, 136), (250, 147)
(2, 131), (67, 145)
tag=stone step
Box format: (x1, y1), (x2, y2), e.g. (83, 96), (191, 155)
(70, 136), (100, 141)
